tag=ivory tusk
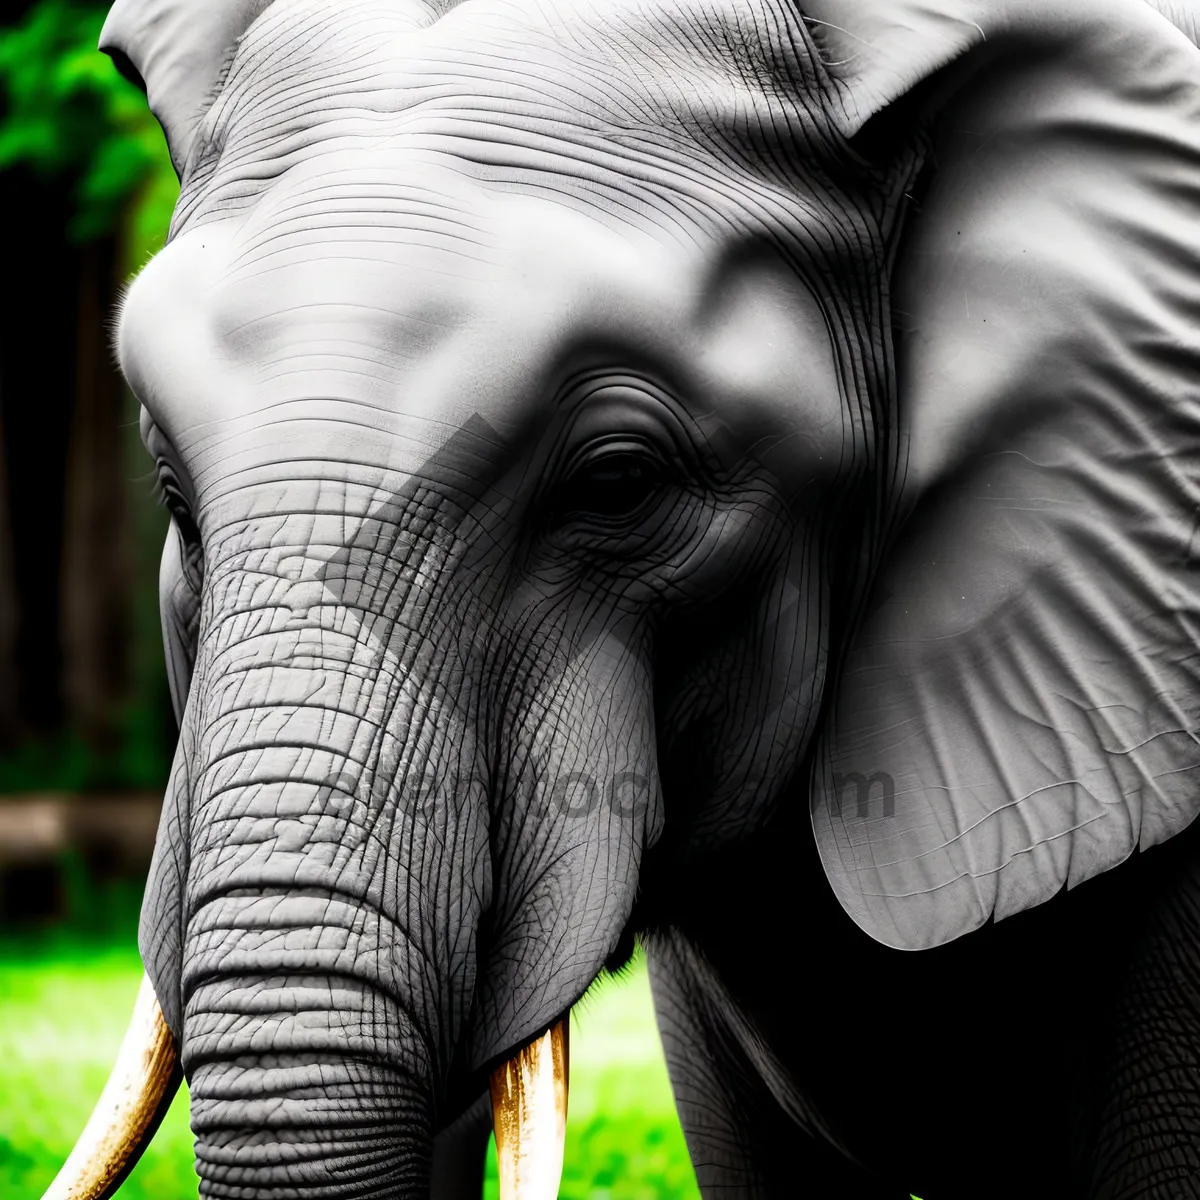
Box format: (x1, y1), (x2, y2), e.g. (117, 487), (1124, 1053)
(42, 972), (181, 1200)
(489, 1017), (570, 1200)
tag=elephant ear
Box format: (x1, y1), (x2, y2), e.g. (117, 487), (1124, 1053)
(808, 0), (1200, 949)
(99, 0), (273, 174)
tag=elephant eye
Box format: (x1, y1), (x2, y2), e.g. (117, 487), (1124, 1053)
(155, 461), (201, 549)
(555, 445), (666, 524)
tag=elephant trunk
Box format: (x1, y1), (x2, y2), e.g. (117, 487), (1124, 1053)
(165, 716), (462, 1199)
(142, 534), (489, 1197)
(185, 972), (432, 1198)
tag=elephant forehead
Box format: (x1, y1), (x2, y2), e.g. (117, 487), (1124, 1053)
(119, 181), (708, 461)
(175, 0), (834, 243)
(208, 160), (698, 357)
(123, 148), (847, 498)
(122, 0), (865, 481)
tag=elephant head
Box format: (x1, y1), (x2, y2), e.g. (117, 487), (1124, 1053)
(46, 0), (1200, 1196)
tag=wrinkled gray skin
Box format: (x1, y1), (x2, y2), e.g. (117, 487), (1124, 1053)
(110, 0), (1200, 1197)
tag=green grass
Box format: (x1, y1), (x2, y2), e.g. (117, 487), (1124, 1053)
(0, 932), (700, 1199)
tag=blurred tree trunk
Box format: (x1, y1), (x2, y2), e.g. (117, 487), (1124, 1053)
(0, 168), (131, 753)
(0, 397), (17, 744)
(61, 237), (131, 749)
(0, 167), (75, 741)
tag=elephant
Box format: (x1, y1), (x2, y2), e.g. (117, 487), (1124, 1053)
(38, 0), (1200, 1197)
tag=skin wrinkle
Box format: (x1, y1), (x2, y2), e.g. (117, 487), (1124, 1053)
(178, 4), (853, 256)
(184, 452), (501, 511)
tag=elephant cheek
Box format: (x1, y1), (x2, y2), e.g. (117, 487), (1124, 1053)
(470, 641), (661, 1069)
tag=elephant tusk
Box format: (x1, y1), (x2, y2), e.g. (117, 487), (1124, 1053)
(489, 1017), (569, 1200)
(42, 973), (181, 1200)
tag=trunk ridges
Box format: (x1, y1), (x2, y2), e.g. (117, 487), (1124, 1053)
(188, 1012), (434, 1198)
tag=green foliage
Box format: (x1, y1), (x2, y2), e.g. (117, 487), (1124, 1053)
(0, 0), (171, 241)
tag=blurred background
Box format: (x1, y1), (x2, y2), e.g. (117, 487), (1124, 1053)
(0, 3), (699, 1195)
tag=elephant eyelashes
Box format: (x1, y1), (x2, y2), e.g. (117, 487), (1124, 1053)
(552, 444), (667, 525)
